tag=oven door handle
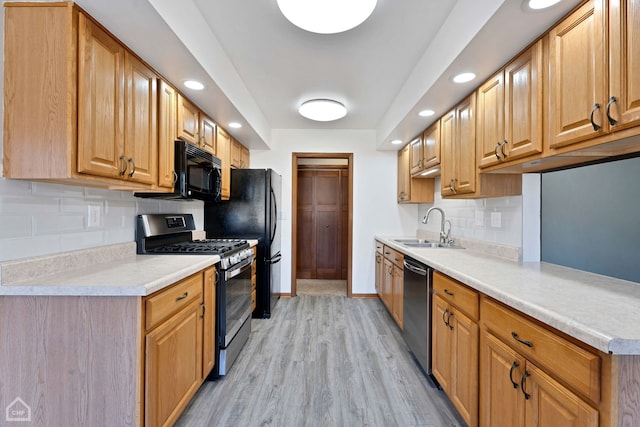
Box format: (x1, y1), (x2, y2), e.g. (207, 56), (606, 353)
(224, 257), (253, 280)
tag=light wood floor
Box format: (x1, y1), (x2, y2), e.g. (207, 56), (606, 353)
(176, 296), (464, 427)
(297, 279), (347, 296)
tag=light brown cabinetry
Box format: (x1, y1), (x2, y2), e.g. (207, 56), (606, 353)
(3, 4), (159, 189)
(241, 145), (250, 168)
(432, 272), (479, 427)
(374, 242), (384, 294)
(251, 247), (257, 312)
(480, 296), (600, 427)
(409, 121), (441, 177)
(199, 114), (217, 155)
(158, 80), (178, 189)
(177, 95), (216, 155)
(547, 0), (640, 149)
(379, 245), (404, 328)
(202, 267), (216, 376)
(478, 41), (543, 168)
(398, 143), (434, 203)
(217, 127), (232, 200)
(231, 138), (251, 168)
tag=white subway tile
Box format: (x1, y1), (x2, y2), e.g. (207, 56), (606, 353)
(0, 196), (60, 214)
(33, 215), (85, 236)
(0, 215), (32, 238)
(0, 178), (33, 195)
(32, 182), (85, 198)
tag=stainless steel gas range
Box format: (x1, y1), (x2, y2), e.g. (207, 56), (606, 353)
(136, 213), (254, 378)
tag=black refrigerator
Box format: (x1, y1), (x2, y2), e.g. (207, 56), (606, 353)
(204, 168), (282, 318)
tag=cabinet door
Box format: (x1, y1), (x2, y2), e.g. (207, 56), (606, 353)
(450, 308), (479, 427)
(200, 114), (216, 155)
(145, 299), (203, 427)
(432, 295), (452, 393)
(480, 331), (525, 427)
(202, 268), (216, 377)
(124, 53), (157, 185)
(423, 121), (441, 170)
(375, 253), (383, 294)
(217, 127), (231, 200)
(504, 40), (543, 161)
(609, 0), (640, 131)
(547, 0), (607, 148)
(524, 363), (598, 427)
(241, 145), (250, 168)
(391, 265), (404, 329)
(477, 71), (505, 168)
(231, 138), (243, 168)
(455, 94), (476, 194)
(382, 258), (393, 311)
(177, 94), (199, 145)
(158, 80), (177, 189)
(440, 109), (457, 196)
(77, 14), (125, 179)
(409, 136), (424, 175)
(397, 144), (411, 202)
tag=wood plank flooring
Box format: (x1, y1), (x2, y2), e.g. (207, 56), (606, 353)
(176, 296), (464, 427)
(297, 279), (347, 296)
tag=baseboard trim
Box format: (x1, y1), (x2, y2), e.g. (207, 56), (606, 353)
(279, 293), (293, 298)
(351, 293), (379, 299)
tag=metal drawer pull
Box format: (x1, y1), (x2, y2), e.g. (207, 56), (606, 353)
(501, 140), (508, 159)
(590, 103), (601, 131)
(447, 310), (454, 330)
(118, 155), (127, 176)
(444, 289), (454, 296)
(509, 361), (520, 389)
(494, 142), (501, 160)
(442, 308), (449, 326)
(511, 332), (533, 348)
(127, 158), (136, 178)
(520, 371), (531, 400)
(606, 96), (618, 126)
(200, 302), (205, 319)
(176, 292), (189, 302)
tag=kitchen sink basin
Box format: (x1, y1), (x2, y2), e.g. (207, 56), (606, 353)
(392, 238), (463, 249)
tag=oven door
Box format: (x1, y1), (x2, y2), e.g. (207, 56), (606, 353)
(220, 257), (253, 347)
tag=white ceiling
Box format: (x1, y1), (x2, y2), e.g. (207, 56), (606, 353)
(67, 0), (581, 150)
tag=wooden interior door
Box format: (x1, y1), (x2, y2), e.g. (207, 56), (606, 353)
(296, 169), (347, 280)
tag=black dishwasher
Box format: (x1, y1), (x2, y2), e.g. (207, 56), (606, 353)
(402, 256), (434, 378)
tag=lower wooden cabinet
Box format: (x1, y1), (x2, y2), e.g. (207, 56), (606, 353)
(391, 264), (404, 328)
(374, 251), (384, 294)
(377, 243), (404, 329)
(432, 286), (479, 426)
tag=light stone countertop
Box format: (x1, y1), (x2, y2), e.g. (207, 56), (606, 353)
(0, 239), (259, 297)
(377, 236), (640, 355)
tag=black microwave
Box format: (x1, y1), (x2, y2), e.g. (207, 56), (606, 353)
(135, 140), (222, 201)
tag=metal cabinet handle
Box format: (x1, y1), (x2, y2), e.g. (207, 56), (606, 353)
(173, 171), (178, 184)
(176, 292), (188, 302)
(442, 308), (449, 326)
(520, 370), (531, 400)
(511, 331), (533, 348)
(200, 302), (205, 319)
(127, 158), (136, 178)
(509, 361), (520, 389)
(444, 289), (454, 296)
(590, 103), (601, 131)
(119, 155), (127, 176)
(494, 142), (501, 160)
(449, 179), (457, 194)
(606, 96), (618, 126)
(501, 140), (508, 159)
(447, 311), (454, 330)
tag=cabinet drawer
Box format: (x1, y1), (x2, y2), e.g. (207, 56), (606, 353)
(383, 245), (404, 268)
(481, 297), (600, 403)
(376, 240), (383, 254)
(433, 271), (479, 320)
(146, 273), (203, 331)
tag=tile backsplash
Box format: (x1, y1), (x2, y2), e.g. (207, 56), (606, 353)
(417, 177), (523, 249)
(0, 178), (203, 262)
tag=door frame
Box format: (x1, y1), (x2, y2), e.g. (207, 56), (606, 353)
(291, 152), (353, 297)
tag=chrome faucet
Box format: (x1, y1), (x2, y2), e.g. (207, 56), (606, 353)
(422, 207), (450, 244)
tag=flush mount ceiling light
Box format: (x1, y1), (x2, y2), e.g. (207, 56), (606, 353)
(299, 99), (347, 122)
(391, 139), (403, 145)
(228, 122), (242, 129)
(452, 72), (476, 84)
(418, 109), (435, 117)
(277, 0), (377, 34)
(527, 0), (562, 9)
(184, 80), (205, 90)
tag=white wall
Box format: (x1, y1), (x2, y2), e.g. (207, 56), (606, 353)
(251, 129), (418, 295)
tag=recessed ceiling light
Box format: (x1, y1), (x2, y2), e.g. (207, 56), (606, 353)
(277, 0), (377, 34)
(184, 80), (205, 90)
(452, 72), (476, 84)
(527, 0), (562, 10)
(228, 122), (242, 129)
(391, 139), (403, 145)
(418, 109), (435, 117)
(299, 99), (347, 122)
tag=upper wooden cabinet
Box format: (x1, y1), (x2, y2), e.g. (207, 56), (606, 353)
(398, 143), (434, 203)
(3, 4), (159, 189)
(241, 145), (250, 168)
(441, 94), (477, 196)
(409, 136), (423, 175)
(478, 41), (543, 168)
(409, 122), (441, 177)
(217, 127), (231, 200)
(158, 80), (178, 189)
(548, 0), (640, 149)
(231, 137), (250, 168)
(200, 114), (217, 155)
(177, 94), (217, 155)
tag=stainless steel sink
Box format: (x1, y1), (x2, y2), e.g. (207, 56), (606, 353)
(393, 238), (463, 249)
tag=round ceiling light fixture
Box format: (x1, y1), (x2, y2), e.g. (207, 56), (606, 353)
(418, 109), (435, 117)
(452, 72), (476, 84)
(228, 122), (242, 129)
(277, 0), (377, 34)
(184, 80), (205, 90)
(527, 0), (562, 10)
(391, 139), (403, 145)
(299, 99), (347, 122)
